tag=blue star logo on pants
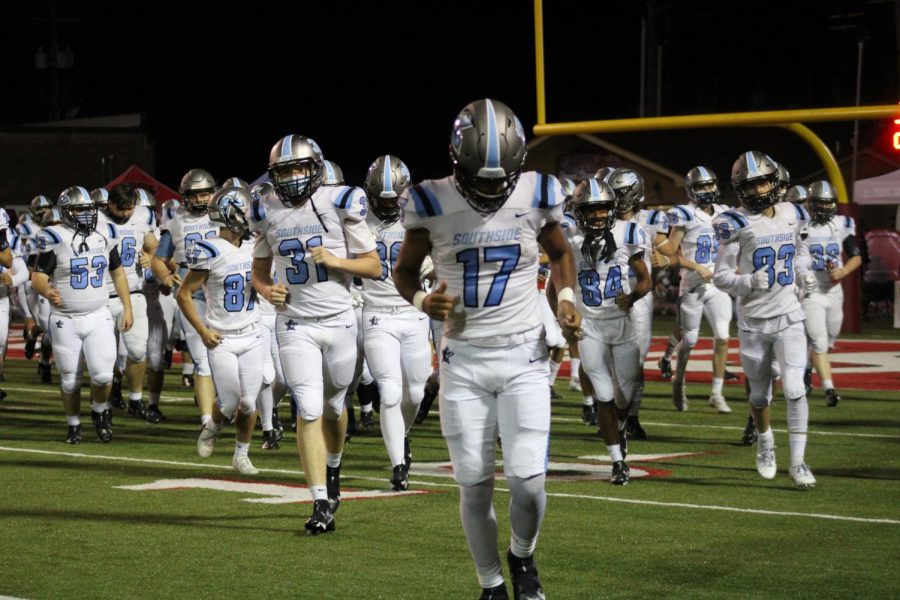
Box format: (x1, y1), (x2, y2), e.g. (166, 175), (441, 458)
(369, 315), (380, 327)
(56, 320), (64, 329)
(442, 346), (454, 364)
(286, 319), (297, 331)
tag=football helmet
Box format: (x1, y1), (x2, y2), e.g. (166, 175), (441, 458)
(162, 198), (181, 213)
(731, 151), (780, 213)
(365, 155), (411, 224)
(43, 207), (63, 227)
(572, 178), (619, 263)
(607, 168), (645, 214)
(322, 160), (345, 186)
(449, 98), (527, 214)
(90, 188), (109, 209)
(785, 185), (808, 205)
(220, 177), (250, 191)
(208, 186), (251, 235)
(560, 177), (577, 213)
(595, 166), (616, 182)
(179, 168), (217, 214)
(58, 186), (98, 236)
(268, 135), (324, 207)
(685, 166), (720, 205)
(135, 188), (156, 208)
(775, 163), (791, 202)
(30, 195), (54, 220)
(806, 180), (838, 226)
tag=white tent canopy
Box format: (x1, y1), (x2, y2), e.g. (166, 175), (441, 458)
(854, 168), (900, 205)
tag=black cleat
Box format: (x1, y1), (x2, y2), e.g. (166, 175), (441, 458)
(65, 424), (83, 444)
(182, 374), (194, 388)
(304, 499), (335, 535)
(626, 415), (647, 440)
(272, 409), (284, 441)
(24, 334), (37, 360)
(110, 379), (125, 409)
(611, 460), (630, 485)
(724, 370), (740, 382)
(390, 464), (409, 491)
(359, 410), (375, 431)
(38, 362), (52, 384)
(549, 385), (562, 400)
(404, 435), (412, 470)
(145, 404), (166, 423)
(658, 356), (673, 380)
(92, 410), (112, 443)
(804, 367), (813, 396)
(580, 403), (597, 426)
(326, 464), (341, 514)
(127, 399), (146, 419)
(261, 429), (280, 450)
(480, 584), (510, 600)
(507, 549), (546, 600)
(741, 416), (757, 446)
(162, 347), (173, 370)
(825, 388), (841, 407)
(415, 383), (438, 424)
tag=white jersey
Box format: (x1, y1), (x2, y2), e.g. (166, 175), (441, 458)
(157, 208), (218, 268)
(801, 214), (856, 293)
(400, 172), (564, 340)
(629, 208), (668, 284)
(98, 206), (156, 292)
(713, 202), (808, 321)
(250, 185), (375, 319)
(15, 218), (41, 259)
(360, 212), (409, 309)
(667, 202), (728, 293)
(36, 224), (117, 315)
(562, 216), (649, 320)
(186, 237), (258, 331)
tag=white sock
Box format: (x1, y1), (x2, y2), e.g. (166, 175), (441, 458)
(582, 395), (594, 407)
(789, 433), (807, 467)
(201, 414), (213, 426)
(570, 358), (581, 381)
(129, 391), (142, 402)
(822, 379), (833, 390)
(360, 404), (373, 414)
(758, 428), (775, 449)
(310, 485), (328, 502)
(548, 360), (561, 385)
(91, 401), (110, 413)
(66, 415), (80, 426)
(711, 377), (724, 396)
(607, 444), (623, 462)
(326, 451), (342, 468)
(234, 441), (249, 458)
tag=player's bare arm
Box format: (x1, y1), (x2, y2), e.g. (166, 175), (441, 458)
(176, 269), (220, 348)
(109, 252), (134, 332)
(394, 227), (456, 320)
(538, 221), (581, 332)
(616, 252), (651, 312)
(309, 246), (381, 278)
(251, 256), (288, 306)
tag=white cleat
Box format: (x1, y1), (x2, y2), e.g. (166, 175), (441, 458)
(708, 394), (732, 414)
(789, 463), (816, 489)
(197, 424), (219, 458)
(756, 445), (777, 480)
(232, 455), (259, 475)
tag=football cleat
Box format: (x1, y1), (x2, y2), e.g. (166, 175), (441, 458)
(145, 404), (166, 423)
(305, 499), (335, 535)
(38, 362), (52, 384)
(507, 549), (546, 600)
(390, 464), (410, 491)
(580, 403), (597, 426)
(756, 445), (777, 480)
(182, 374), (194, 388)
(404, 435), (412, 470)
(91, 410), (112, 443)
(197, 423), (219, 458)
(326, 464), (341, 514)
(127, 399), (146, 419)
(549, 386), (562, 401)
(232, 455), (259, 475)
(658, 356), (673, 380)
(359, 410), (375, 431)
(789, 463), (816, 488)
(625, 415), (647, 440)
(110, 379), (125, 409)
(610, 460), (630, 485)
(672, 378), (688, 411)
(708, 394), (732, 414)
(741, 416), (757, 446)
(480, 584), (510, 600)
(414, 383), (438, 424)
(65, 424), (83, 444)
(724, 370), (739, 381)
(261, 430), (280, 450)
(271, 409), (284, 441)
(825, 389), (841, 408)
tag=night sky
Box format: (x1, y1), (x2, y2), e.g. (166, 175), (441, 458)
(2, 1), (897, 189)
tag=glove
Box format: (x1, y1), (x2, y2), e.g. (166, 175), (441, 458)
(750, 270), (770, 290)
(801, 271), (817, 294)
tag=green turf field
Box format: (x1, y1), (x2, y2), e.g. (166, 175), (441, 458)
(0, 357), (898, 599)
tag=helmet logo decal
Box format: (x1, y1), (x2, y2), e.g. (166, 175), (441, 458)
(484, 99), (501, 170)
(382, 155), (393, 195)
(281, 135), (293, 159)
(746, 152), (760, 177)
(324, 161), (335, 182)
(589, 177), (602, 198)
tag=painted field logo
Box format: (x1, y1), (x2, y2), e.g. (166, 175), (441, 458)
(114, 478), (429, 504)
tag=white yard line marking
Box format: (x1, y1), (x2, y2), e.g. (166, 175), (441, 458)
(0, 445), (896, 525)
(0, 386), (192, 403)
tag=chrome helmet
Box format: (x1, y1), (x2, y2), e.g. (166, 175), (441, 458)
(365, 154), (411, 224)
(560, 177), (577, 213)
(250, 181), (275, 200)
(208, 186), (252, 235)
(179, 168), (217, 214)
(321, 160), (345, 186)
(685, 166), (720, 205)
(220, 177), (250, 191)
(58, 186), (98, 236)
(731, 151), (780, 213)
(30, 195), (54, 221)
(806, 180), (838, 226)
(607, 168), (645, 214)
(785, 185), (808, 205)
(90, 187), (109, 209)
(43, 207), (63, 227)
(775, 163), (791, 202)
(572, 177), (618, 236)
(135, 188), (156, 208)
(449, 98), (527, 214)
(268, 135), (324, 207)
(594, 166), (616, 182)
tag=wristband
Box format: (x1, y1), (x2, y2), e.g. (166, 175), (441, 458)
(557, 287), (575, 304)
(412, 290), (428, 312)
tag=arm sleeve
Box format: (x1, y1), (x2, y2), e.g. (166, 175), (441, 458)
(0, 230), (8, 252)
(155, 230), (175, 259)
(10, 256), (29, 286)
(843, 235), (860, 258)
(794, 240), (812, 277)
(108, 246), (122, 271)
(34, 252), (57, 275)
(712, 242), (752, 297)
(16, 284), (31, 318)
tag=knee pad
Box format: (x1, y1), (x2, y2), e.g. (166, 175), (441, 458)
(590, 374), (614, 404)
(218, 396), (239, 419)
(782, 376), (807, 401)
(682, 328), (699, 349)
(454, 453), (496, 487)
(808, 333), (829, 355)
(91, 369), (114, 388)
(193, 357), (211, 377)
(712, 320), (731, 342)
(377, 380), (403, 410)
(59, 372), (79, 394)
(323, 392), (346, 420)
(239, 395), (257, 416)
(747, 382), (772, 409)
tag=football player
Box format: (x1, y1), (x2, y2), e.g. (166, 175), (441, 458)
(20, 196), (56, 381)
(151, 169), (219, 426)
(1, 209), (30, 399)
(713, 151), (816, 489)
(180, 186), (270, 475)
(31, 187), (133, 443)
(393, 99), (580, 600)
(653, 166), (733, 413)
(250, 135), (380, 534)
(567, 178), (651, 485)
(359, 154), (430, 491)
(797, 181), (860, 407)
